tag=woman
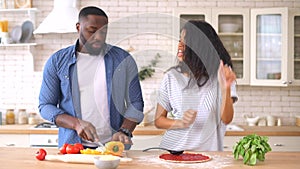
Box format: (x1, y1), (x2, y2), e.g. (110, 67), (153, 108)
(154, 20), (238, 151)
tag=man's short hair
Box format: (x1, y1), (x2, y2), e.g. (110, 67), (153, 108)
(78, 6), (108, 21)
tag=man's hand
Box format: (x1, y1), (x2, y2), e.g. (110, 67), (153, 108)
(111, 132), (133, 145)
(75, 119), (99, 142)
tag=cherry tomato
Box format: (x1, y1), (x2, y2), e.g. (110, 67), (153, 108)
(59, 143), (69, 154)
(35, 148), (47, 161)
(74, 143), (84, 150)
(66, 144), (80, 154)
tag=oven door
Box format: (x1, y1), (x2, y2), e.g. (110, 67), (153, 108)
(29, 134), (58, 147)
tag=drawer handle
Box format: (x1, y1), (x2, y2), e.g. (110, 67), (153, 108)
(6, 143), (15, 146)
(274, 143), (283, 146)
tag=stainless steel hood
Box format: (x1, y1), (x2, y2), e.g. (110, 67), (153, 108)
(33, 0), (79, 34)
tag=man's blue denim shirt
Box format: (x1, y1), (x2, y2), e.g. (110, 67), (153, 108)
(39, 40), (144, 147)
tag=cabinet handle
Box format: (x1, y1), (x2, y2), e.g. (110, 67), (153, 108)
(6, 143), (15, 146)
(282, 81), (292, 85)
(274, 143), (284, 146)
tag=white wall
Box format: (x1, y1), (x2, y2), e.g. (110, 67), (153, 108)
(1, 0), (300, 126)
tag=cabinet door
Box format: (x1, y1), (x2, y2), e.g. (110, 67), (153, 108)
(289, 9), (300, 85)
(224, 136), (300, 152)
(172, 8), (212, 60)
(131, 135), (162, 150)
(212, 8), (250, 85)
(0, 134), (30, 147)
(268, 136), (300, 152)
(250, 8), (289, 86)
(223, 136), (243, 151)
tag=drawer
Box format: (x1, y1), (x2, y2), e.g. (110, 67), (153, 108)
(223, 136), (300, 152)
(29, 134), (58, 147)
(0, 134), (30, 147)
(131, 135), (162, 150)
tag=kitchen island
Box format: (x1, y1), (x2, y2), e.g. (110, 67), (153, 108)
(1, 125), (300, 150)
(0, 147), (299, 169)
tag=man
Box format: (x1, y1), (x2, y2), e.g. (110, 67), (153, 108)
(38, 6), (144, 149)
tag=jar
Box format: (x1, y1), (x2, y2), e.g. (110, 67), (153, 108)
(0, 0), (7, 9)
(0, 111), (2, 125)
(28, 112), (38, 125)
(6, 109), (15, 124)
(18, 109), (28, 124)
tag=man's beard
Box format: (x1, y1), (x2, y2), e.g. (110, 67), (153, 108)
(84, 42), (104, 55)
(81, 33), (104, 55)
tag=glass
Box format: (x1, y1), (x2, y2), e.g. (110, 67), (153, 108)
(28, 112), (38, 125)
(218, 14), (244, 80)
(0, 0), (7, 9)
(218, 15), (243, 33)
(294, 16), (300, 80)
(6, 109), (15, 124)
(180, 14), (205, 30)
(256, 14), (282, 79)
(18, 109), (28, 124)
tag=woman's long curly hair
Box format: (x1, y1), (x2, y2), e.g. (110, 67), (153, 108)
(173, 20), (233, 88)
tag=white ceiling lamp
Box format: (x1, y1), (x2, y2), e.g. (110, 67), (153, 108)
(33, 0), (79, 34)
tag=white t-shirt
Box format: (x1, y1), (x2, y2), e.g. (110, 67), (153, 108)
(157, 69), (238, 151)
(77, 52), (112, 144)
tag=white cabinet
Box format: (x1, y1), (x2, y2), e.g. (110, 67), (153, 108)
(131, 135), (162, 150)
(223, 136), (242, 151)
(224, 136), (300, 152)
(173, 8), (250, 85)
(29, 134), (58, 147)
(267, 136), (300, 152)
(0, 134), (30, 147)
(211, 8), (250, 85)
(250, 7), (300, 86)
(174, 7), (300, 86)
(290, 9), (300, 85)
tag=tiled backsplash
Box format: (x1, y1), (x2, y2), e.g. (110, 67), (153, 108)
(1, 0), (300, 126)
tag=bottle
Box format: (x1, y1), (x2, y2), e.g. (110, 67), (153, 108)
(0, 0), (7, 9)
(0, 111), (2, 125)
(277, 118), (281, 126)
(6, 109), (15, 124)
(28, 112), (38, 125)
(18, 109), (28, 124)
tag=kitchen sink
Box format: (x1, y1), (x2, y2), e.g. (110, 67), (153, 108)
(226, 124), (244, 131)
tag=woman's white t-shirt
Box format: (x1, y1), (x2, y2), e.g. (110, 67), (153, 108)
(157, 69), (238, 151)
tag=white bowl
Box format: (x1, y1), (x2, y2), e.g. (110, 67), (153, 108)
(94, 155), (120, 169)
(220, 23), (240, 33)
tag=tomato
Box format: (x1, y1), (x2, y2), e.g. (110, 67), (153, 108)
(66, 144), (80, 154)
(35, 148), (47, 161)
(59, 143), (69, 154)
(74, 143), (84, 151)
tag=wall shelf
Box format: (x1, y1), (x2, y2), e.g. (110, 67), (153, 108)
(0, 8), (37, 12)
(0, 43), (37, 47)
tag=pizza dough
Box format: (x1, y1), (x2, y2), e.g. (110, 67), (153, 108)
(159, 152), (212, 163)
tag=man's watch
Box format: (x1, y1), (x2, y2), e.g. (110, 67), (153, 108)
(118, 128), (133, 137)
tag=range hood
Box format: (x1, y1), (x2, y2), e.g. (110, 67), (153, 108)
(33, 0), (79, 34)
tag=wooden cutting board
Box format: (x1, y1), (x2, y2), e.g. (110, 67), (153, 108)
(45, 154), (132, 164)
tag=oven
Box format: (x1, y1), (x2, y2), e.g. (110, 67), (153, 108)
(29, 134), (58, 147)
(29, 122), (59, 147)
